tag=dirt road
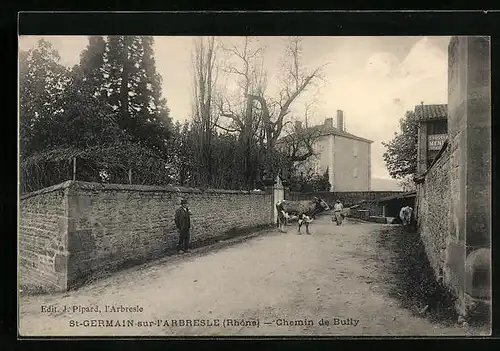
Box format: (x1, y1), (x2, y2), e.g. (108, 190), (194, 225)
(19, 217), (488, 336)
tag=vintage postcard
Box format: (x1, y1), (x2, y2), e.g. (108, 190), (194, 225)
(18, 31), (491, 337)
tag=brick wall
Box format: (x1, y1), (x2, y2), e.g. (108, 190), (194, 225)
(19, 181), (274, 292)
(19, 181), (71, 292)
(417, 145), (451, 280)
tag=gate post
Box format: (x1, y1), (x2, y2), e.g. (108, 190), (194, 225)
(261, 174), (276, 225)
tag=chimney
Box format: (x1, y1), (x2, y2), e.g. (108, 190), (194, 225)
(324, 118), (334, 129)
(336, 110), (344, 131)
(295, 121), (302, 131)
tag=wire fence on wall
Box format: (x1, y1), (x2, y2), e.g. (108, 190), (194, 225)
(20, 143), (175, 195)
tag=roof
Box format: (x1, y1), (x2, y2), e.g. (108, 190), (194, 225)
(315, 125), (373, 143)
(378, 190), (417, 203)
(280, 123), (373, 144)
(415, 104), (447, 121)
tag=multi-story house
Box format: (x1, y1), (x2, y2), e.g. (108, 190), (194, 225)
(284, 110), (373, 191)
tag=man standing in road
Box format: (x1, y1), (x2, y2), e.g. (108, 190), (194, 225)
(333, 199), (344, 225)
(175, 198), (191, 254)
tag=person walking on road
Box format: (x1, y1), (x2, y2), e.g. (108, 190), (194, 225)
(276, 200), (287, 232)
(175, 198), (192, 254)
(333, 199), (344, 225)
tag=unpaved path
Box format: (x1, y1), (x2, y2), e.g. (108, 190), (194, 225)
(19, 217), (487, 336)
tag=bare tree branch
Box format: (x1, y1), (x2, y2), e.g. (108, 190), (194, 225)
(214, 123), (240, 133)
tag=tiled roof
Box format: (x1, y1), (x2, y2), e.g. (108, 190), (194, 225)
(378, 191), (417, 203)
(318, 126), (373, 143)
(415, 104), (447, 120)
(284, 124), (373, 144)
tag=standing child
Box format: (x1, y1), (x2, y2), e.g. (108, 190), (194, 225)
(276, 200), (286, 232)
(333, 199), (344, 225)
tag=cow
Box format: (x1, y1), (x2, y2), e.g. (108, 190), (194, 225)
(399, 206), (413, 228)
(277, 197), (330, 235)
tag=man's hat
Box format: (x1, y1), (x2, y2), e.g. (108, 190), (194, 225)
(180, 198), (188, 205)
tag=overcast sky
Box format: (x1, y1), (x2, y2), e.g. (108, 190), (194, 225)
(19, 35), (450, 179)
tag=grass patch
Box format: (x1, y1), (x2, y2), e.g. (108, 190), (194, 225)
(375, 226), (459, 326)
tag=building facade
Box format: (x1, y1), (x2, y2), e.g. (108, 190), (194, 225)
(416, 103), (448, 173)
(294, 110), (373, 192)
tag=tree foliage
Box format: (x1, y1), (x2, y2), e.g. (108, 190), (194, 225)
(210, 36), (327, 188)
(19, 39), (71, 156)
(105, 36), (172, 155)
(20, 36), (328, 193)
(289, 167), (331, 193)
(191, 37), (219, 186)
(382, 110), (419, 179)
(19, 36), (175, 193)
(59, 36), (127, 148)
(398, 175), (417, 192)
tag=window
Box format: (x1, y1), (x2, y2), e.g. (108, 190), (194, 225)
(427, 120), (447, 135)
(353, 143), (358, 157)
(353, 167), (358, 178)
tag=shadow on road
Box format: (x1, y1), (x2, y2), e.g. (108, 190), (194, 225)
(374, 225), (458, 327)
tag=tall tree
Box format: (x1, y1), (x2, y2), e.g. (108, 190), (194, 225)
(134, 36), (172, 154)
(217, 36), (268, 188)
(382, 110), (419, 179)
(19, 39), (71, 156)
(249, 37), (326, 155)
(104, 36), (172, 155)
(191, 36), (219, 186)
(58, 36), (125, 148)
(217, 36), (327, 186)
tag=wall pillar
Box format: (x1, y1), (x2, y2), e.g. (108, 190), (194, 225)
(261, 176), (277, 226)
(446, 36), (491, 322)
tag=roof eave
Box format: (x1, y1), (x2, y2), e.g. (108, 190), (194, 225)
(317, 130), (372, 143)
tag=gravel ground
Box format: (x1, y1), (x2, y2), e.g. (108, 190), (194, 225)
(18, 217), (490, 337)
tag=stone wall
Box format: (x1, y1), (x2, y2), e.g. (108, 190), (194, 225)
(416, 144), (451, 279)
(415, 36), (491, 322)
(286, 191), (403, 208)
(19, 181), (274, 292)
(357, 201), (384, 217)
(19, 181), (71, 292)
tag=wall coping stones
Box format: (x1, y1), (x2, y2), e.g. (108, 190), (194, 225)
(21, 180), (269, 199)
(20, 180), (73, 200)
(287, 191), (405, 195)
(68, 181), (203, 194)
(203, 188), (267, 195)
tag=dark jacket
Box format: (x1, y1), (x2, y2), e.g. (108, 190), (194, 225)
(276, 202), (284, 213)
(175, 206), (191, 231)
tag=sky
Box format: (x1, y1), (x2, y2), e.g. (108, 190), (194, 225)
(18, 35), (450, 180)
